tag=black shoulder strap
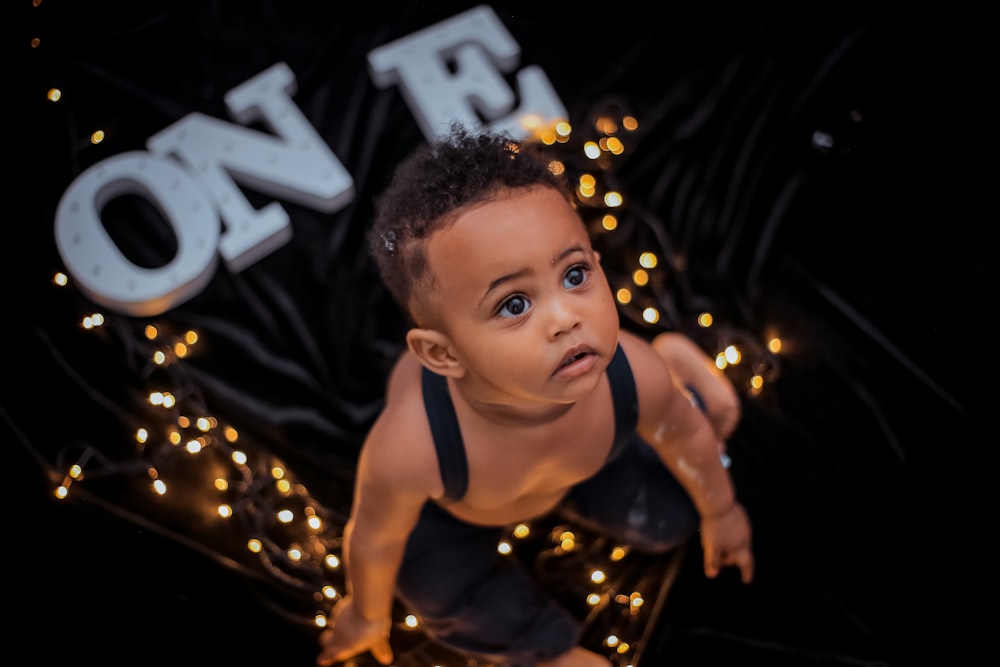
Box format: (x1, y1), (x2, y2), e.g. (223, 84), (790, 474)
(420, 368), (469, 502)
(605, 343), (639, 443)
(421, 345), (635, 502)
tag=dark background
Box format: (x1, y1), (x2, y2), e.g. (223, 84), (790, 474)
(6, 3), (990, 666)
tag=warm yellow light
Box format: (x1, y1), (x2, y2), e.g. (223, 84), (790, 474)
(248, 539), (262, 553)
(224, 426), (238, 442)
(69, 464), (83, 479)
(271, 466), (285, 479)
(606, 137), (624, 155)
(47, 88), (61, 102)
(632, 269), (648, 286)
(82, 313), (104, 329)
(174, 342), (188, 358)
(168, 429), (181, 445)
(616, 642), (630, 653)
(152, 350), (166, 365)
(768, 336), (782, 353)
(751, 374), (764, 390)
(622, 116), (638, 131)
(555, 121), (572, 138)
(276, 478), (291, 494)
(610, 546), (627, 561)
(587, 593), (601, 605)
(595, 116), (617, 134)
(604, 191), (623, 207)
(185, 330), (198, 344)
(512, 523), (530, 538)
(90, 130), (105, 144)
(725, 345), (741, 364)
(642, 307), (659, 324)
(616, 288), (632, 304)
(638, 252), (657, 269)
(277, 509), (294, 523)
(698, 312), (714, 328)
(715, 352), (727, 369)
(144, 324), (158, 340)
(214, 478), (228, 491)
(519, 113), (544, 131)
(601, 214), (617, 231)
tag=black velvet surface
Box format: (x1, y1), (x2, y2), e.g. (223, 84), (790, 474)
(6, 3), (990, 666)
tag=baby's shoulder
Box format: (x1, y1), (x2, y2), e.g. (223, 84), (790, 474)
(361, 352), (439, 480)
(618, 329), (666, 375)
(617, 330), (673, 403)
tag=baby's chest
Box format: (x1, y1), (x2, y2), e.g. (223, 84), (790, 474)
(463, 416), (618, 498)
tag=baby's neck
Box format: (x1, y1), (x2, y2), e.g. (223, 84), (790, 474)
(450, 379), (577, 428)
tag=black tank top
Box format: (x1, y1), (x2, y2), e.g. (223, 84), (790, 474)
(420, 344), (639, 502)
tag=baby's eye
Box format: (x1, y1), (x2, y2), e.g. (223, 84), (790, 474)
(498, 295), (531, 318)
(563, 265), (589, 289)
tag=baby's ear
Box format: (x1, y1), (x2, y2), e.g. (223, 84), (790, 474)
(406, 328), (466, 378)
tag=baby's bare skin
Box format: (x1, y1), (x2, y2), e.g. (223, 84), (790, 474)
(318, 184), (752, 667)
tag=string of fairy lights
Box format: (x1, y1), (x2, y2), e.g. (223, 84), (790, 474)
(29, 3), (783, 665)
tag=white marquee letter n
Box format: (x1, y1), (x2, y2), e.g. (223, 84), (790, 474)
(148, 62), (354, 272)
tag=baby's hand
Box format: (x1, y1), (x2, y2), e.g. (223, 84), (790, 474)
(699, 503), (754, 584)
(316, 596), (393, 666)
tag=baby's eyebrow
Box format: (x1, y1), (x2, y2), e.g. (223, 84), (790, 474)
(478, 244), (591, 306)
(480, 269), (527, 307)
(550, 244), (589, 265)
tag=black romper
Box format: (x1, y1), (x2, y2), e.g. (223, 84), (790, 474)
(395, 344), (698, 666)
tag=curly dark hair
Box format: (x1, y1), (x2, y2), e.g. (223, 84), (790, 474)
(368, 124), (575, 326)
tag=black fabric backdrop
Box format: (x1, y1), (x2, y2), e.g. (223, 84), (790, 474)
(6, 3), (991, 666)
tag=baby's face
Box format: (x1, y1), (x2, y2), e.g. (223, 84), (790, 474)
(424, 185), (620, 404)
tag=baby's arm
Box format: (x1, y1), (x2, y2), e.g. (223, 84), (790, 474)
(651, 331), (741, 442)
(621, 331), (754, 584)
(317, 360), (435, 666)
